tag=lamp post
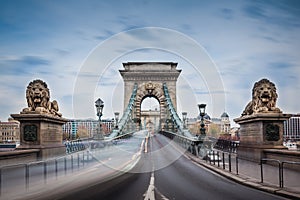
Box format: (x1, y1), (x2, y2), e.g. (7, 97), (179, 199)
(198, 104), (206, 139)
(182, 112), (187, 129)
(114, 112), (119, 129)
(166, 119), (170, 130)
(95, 98), (104, 139)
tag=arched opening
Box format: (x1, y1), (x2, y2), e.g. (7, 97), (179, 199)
(140, 96), (160, 133)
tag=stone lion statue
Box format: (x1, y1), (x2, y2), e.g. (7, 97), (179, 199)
(242, 78), (281, 116)
(22, 79), (62, 117)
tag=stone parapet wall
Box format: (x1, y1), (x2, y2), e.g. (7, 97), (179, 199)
(0, 149), (40, 166)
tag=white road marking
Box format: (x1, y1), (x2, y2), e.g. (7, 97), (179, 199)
(144, 172), (155, 200)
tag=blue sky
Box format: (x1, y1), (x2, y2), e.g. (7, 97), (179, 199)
(0, 0), (299, 126)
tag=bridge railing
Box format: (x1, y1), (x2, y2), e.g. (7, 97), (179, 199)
(260, 158), (300, 188)
(214, 138), (240, 153)
(0, 150), (96, 196)
(0, 131), (146, 197)
(160, 130), (203, 156)
(64, 139), (86, 154)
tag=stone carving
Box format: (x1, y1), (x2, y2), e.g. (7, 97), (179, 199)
(265, 123), (280, 141)
(242, 78), (281, 116)
(23, 124), (38, 142)
(22, 79), (62, 117)
(145, 82), (159, 95)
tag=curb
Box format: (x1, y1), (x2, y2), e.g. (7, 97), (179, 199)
(186, 153), (300, 200)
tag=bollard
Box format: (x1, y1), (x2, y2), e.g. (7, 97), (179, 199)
(213, 151), (216, 166)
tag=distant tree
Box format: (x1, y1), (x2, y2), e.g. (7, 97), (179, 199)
(208, 123), (220, 138)
(63, 132), (70, 140)
(76, 125), (89, 138)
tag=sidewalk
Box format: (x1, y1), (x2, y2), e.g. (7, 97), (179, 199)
(186, 152), (300, 199)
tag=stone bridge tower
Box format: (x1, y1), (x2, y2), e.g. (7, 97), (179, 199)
(119, 62), (181, 129)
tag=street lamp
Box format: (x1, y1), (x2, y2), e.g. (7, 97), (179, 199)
(114, 112), (119, 129)
(95, 98), (104, 139)
(95, 98), (104, 120)
(198, 104), (206, 138)
(166, 119), (170, 130)
(182, 112), (187, 129)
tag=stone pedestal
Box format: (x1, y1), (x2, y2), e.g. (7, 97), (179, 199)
(11, 114), (68, 160)
(234, 113), (291, 162)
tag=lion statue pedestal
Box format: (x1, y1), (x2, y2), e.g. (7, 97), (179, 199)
(234, 79), (291, 162)
(11, 79), (68, 160)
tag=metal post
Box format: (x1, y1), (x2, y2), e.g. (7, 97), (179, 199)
(222, 152), (225, 169)
(64, 157), (67, 175)
(217, 152), (220, 167)
(25, 164), (29, 190)
(229, 153), (232, 172)
(55, 159), (58, 179)
(194, 143), (199, 157)
(43, 162), (47, 184)
(236, 156), (239, 175)
(281, 162), (285, 188)
(0, 168), (2, 196)
(83, 152), (85, 166)
(279, 162), (282, 188)
(213, 151), (216, 165)
(260, 159), (264, 183)
(71, 155), (74, 172)
(77, 154), (80, 168)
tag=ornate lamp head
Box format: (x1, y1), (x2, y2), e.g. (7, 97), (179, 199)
(198, 104), (206, 117)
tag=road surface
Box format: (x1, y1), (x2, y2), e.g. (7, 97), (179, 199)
(58, 133), (286, 200)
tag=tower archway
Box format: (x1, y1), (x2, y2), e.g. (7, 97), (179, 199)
(140, 96), (160, 131)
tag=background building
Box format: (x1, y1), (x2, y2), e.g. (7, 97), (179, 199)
(141, 108), (160, 133)
(284, 114), (300, 142)
(211, 112), (230, 134)
(0, 118), (20, 143)
(187, 112), (231, 138)
(62, 118), (115, 139)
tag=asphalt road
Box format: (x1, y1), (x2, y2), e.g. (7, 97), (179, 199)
(59, 133), (286, 200)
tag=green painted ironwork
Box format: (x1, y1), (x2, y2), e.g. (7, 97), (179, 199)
(163, 83), (194, 138)
(108, 83), (138, 138)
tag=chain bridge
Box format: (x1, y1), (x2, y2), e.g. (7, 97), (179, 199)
(109, 62), (194, 139)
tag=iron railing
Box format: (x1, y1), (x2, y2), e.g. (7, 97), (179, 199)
(214, 139), (239, 153)
(260, 158), (300, 188)
(64, 139), (86, 153)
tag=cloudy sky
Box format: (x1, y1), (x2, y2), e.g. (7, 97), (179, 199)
(0, 0), (299, 126)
